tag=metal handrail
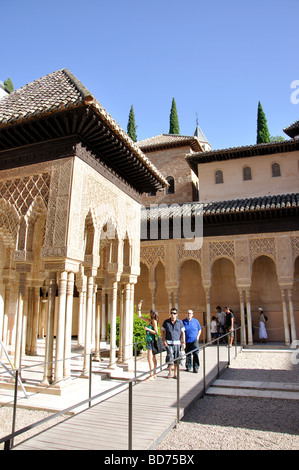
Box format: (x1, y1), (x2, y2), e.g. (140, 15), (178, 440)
(0, 326), (241, 450)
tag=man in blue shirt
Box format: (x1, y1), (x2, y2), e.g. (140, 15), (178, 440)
(182, 310), (201, 373)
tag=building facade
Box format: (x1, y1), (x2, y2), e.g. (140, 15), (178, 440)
(136, 131), (299, 345)
(0, 69), (167, 386)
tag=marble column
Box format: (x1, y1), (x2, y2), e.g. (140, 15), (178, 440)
(64, 272), (74, 379)
(42, 273), (56, 385)
(53, 271), (67, 385)
(281, 288), (291, 345)
(287, 288), (296, 343)
(122, 283), (131, 363)
(82, 274), (94, 377)
(94, 288), (102, 361)
(245, 289), (253, 345)
(239, 290), (246, 346)
(109, 281), (118, 368)
(14, 272), (27, 371)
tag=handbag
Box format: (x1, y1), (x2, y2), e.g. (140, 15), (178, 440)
(152, 336), (166, 355)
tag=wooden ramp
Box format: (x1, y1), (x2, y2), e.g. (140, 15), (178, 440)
(13, 347), (238, 450)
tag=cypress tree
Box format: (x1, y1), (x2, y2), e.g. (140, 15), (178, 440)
(127, 105), (137, 142)
(257, 101), (270, 144)
(4, 78), (14, 93)
(169, 98), (180, 134)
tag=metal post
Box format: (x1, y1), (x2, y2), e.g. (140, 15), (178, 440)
(217, 338), (220, 378)
(176, 357), (180, 427)
(134, 343), (137, 379)
(89, 353), (92, 408)
(11, 368), (19, 448)
(203, 345), (206, 394)
(128, 381), (133, 450)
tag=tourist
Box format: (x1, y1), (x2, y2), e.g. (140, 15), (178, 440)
(211, 316), (218, 341)
(258, 308), (268, 343)
(224, 306), (234, 348)
(182, 310), (201, 373)
(161, 308), (185, 379)
(216, 305), (226, 340)
(137, 300), (159, 380)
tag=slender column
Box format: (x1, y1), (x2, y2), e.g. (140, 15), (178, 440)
(287, 288), (296, 343)
(101, 288), (107, 341)
(82, 275), (94, 376)
(281, 288), (291, 345)
(94, 288), (101, 361)
(29, 286), (40, 356)
(42, 273), (56, 385)
(205, 288), (211, 342)
(53, 271), (67, 385)
(123, 283), (131, 363)
(14, 272), (27, 371)
(129, 283), (135, 354)
(64, 272), (74, 378)
(245, 289), (253, 345)
(118, 285), (124, 363)
(25, 287), (33, 355)
(1, 283), (10, 347)
(109, 281), (118, 368)
(40, 287), (47, 339)
(239, 290), (246, 345)
(77, 279), (86, 346)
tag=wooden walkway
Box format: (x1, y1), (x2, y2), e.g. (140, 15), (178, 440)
(13, 346), (240, 450)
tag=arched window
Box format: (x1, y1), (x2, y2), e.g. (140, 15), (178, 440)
(272, 162), (281, 177)
(243, 166), (252, 181)
(166, 176), (175, 194)
(215, 170), (223, 184)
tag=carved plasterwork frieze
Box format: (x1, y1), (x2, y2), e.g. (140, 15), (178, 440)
(291, 236), (299, 263)
(140, 245), (165, 268)
(177, 243), (202, 264)
(209, 240), (235, 263)
(0, 173), (50, 217)
(249, 237), (276, 263)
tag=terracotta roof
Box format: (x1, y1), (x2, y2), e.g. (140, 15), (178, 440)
(283, 120), (299, 138)
(187, 139), (299, 174)
(0, 69), (168, 191)
(137, 134), (203, 152)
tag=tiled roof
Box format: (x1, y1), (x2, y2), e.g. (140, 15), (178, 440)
(141, 193), (299, 220)
(202, 193), (299, 215)
(0, 69), (87, 125)
(0, 69), (168, 189)
(283, 120), (299, 138)
(137, 134), (203, 152)
(187, 139), (299, 173)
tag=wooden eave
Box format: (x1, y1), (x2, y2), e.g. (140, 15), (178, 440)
(0, 105), (165, 193)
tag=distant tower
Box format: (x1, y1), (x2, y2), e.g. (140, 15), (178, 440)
(193, 113), (211, 151)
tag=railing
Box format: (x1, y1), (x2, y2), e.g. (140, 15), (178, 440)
(0, 326), (241, 450)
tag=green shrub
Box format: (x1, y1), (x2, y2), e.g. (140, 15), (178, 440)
(107, 311), (160, 354)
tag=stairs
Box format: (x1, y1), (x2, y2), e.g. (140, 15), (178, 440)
(206, 379), (299, 400)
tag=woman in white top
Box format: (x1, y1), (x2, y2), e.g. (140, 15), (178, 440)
(258, 308), (268, 342)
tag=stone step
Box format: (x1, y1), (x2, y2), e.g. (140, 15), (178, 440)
(206, 380), (299, 400)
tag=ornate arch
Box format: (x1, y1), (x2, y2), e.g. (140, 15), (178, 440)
(0, 199), (20, 248)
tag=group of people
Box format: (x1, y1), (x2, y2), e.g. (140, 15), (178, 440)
(137, 302), (268, 380)
(137, 302), (201, 380)
(211, 305), (234, 347)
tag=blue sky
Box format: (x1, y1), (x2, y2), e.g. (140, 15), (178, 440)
(1, 0), (298, 149)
